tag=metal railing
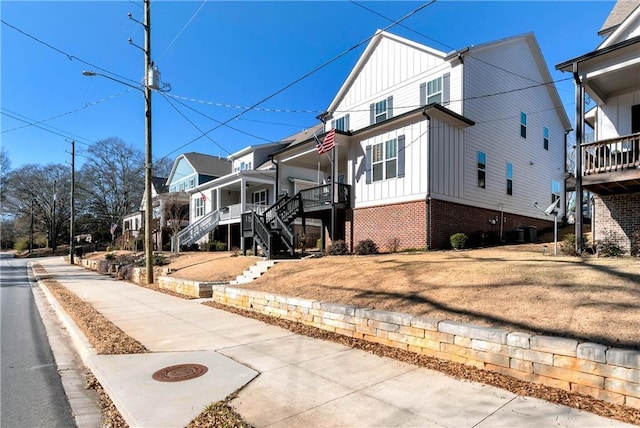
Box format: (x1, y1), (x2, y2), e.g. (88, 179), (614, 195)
(582, 133), (640, 175)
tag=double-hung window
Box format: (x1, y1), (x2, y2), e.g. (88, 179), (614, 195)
(375, 99), (388, 123)
(372, 138), (398, 181)
(427, 77), (442, 104)
(520, 112), (527, 138)
(477, 151), (486, 189)
(334, 114), (349, 132)
(543, 127), (549, 150)
(195, 197), (204, 217)
(506, 163), (513, 195)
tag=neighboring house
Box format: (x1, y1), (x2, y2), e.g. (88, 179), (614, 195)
(557, 0), (640, 255)
(122, 176), (169, 250)
(177, 140), (291, 251)
(249, 30), (570, 256)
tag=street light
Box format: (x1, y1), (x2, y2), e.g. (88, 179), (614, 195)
(82, 67), (153, 285)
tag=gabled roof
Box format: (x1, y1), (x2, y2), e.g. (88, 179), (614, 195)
(457, 32), (572, 132)
(598, 0), (640, 37)
(325, 30), (447, 115)
(598, 0), (640, 48)
(152, 176), (169, 194)
(166, 152), (231, 185)
(228, 141), (290, 160)
(278, 124), (325, 149)
(181, 152), (231, 176)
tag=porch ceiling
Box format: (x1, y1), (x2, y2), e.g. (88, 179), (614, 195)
(557, 36), (640, 104)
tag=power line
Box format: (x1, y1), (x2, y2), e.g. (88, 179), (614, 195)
(164, 92), (323, 114)
(164, 0), (437, 155)
(1, 90), (134, 134)
(0, 19), (140, 87)
(1, 110), (93, 146)
(156, 0), (207, 62)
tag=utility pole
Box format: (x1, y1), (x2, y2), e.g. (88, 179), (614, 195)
(143, 0), (154, 284)
(52, 179), (57, 252)
(30, 200), (34, 253)
(69, 140), (76, 264)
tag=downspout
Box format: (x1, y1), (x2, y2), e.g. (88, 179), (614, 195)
(573, 62), (584, 254)
(423, 109), (432, 250)
(564, 130), (570, 225)
(271, 155), (279, 197)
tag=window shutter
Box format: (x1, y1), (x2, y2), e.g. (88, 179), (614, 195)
(443, 73), (450, 106)
(330, 119), (335, 130)
(387, 96), (393, 118)
(419, 83), (426, 107)
(369, 104), (375, 125)
(397, 135), (405, 178)
(345, 114), (350, 132)
(365, 145), (372, 184)
(266, 188), (269, 204)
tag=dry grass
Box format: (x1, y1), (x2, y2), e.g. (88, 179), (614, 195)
(167, 244), (640, 349)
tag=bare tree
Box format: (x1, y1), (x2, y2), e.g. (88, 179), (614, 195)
(163, 192), (189, 252)
(77, 138), (144, 239)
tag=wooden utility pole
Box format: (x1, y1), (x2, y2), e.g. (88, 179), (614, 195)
(143, 0), (154, 284)
(69, 140), (76, 264)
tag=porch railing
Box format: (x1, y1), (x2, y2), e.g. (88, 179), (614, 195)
(582, 133), (640, 176)
(220, 203), (267, 221)
(299, 183), (350, 209)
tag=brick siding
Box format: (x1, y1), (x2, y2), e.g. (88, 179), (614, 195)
(593, 192), (640, 255)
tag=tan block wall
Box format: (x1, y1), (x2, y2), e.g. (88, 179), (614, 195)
(207, 283), (640, 409)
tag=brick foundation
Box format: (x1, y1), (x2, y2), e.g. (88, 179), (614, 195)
(347, 199), (553, 251)
(593, 192), (640, 255)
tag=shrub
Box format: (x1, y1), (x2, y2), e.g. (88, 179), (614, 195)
(104, 252), (116, 260)
(327, 240), (349, 255)
(356, 239), (378, 255)
(450, 233), (468, 250)
(13, 237), (29, 253)
(561, 233), (589, 256)
(134, 254), (169, 266)
(595, 230), (626, 257)
(386, 237), (401, 253)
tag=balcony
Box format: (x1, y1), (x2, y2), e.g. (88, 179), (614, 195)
(581, 132), (640, 194)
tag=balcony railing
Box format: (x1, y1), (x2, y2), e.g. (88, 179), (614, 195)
(582, 133), (640, 176)
(220, 203), (267, 221)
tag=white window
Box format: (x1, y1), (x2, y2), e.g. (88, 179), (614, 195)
(427, 77), (442, 104)
(374, 99), (388, 124)
(189, 178), (195, 188)
(372, 139), (397, 182)
(195, 197), (204, 217)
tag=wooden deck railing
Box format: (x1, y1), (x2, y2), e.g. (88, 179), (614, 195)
(582, 133), (640, 176)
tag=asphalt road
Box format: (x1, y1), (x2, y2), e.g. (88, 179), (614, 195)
(0, 254), (76, 428)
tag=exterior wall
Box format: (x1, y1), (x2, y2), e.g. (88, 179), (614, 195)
(462, 37), (567, 223)
(429, 199), (553, 250)
(168, 158), (197, 192)
(597, 89), (640, 140)
(593, 192), (640, 254)
(232, 153), (255, 172)
(332, 36), (452, 132)
(352, 118), (430, 207)
(350, 200), (427, 252)
(207, 284), (640, 410)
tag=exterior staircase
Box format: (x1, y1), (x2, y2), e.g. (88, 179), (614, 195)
(177, 209), (220, 250)
(231, 260), (275, 284)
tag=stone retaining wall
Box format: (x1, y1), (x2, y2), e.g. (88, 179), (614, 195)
(208, 283), (640, 409)
(157, 276), (227, 298)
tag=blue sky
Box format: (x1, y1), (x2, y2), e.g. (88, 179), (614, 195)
(2, 1), (614, 170)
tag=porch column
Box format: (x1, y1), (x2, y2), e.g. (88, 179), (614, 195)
(240, 177), (246, 252)
(573, 63), (584, 254)
(216, 188), (221, 213)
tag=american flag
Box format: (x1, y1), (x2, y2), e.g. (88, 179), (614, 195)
(316, 128), (336, 155)
(199, 191), (207, 203)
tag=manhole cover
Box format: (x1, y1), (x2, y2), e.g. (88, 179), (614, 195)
(152, 363), (208, 382)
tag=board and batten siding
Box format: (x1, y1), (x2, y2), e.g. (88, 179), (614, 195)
(461, 36), (567, 221)
(332, 36), (450, 132)
(428, 116), (465, 200)
(351, 120), (431, 208)
(597, 89), (640, 140)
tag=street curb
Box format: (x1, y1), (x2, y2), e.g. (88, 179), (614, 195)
(28, 261), (102, 427)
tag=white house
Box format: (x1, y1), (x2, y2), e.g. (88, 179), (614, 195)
(557, 0), (640, 254)
(249, 30), (571, 254)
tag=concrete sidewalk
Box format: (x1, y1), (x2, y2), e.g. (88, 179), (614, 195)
(36, 257), (633, 428)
